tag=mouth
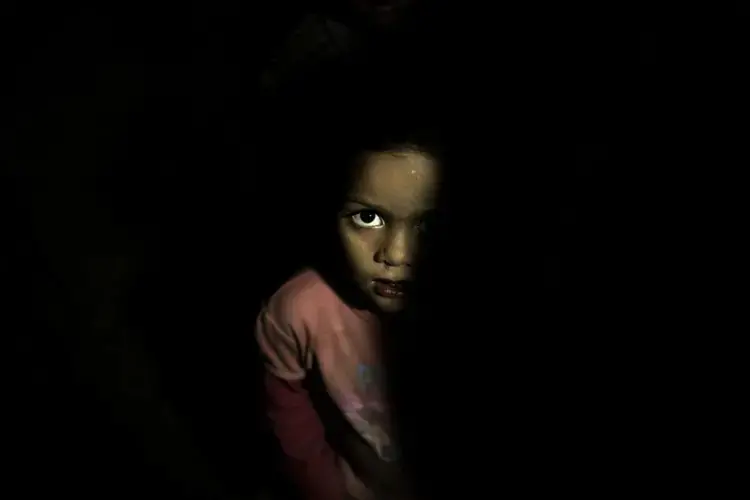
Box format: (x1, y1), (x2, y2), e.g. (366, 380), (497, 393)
(372, 278), (409, 299)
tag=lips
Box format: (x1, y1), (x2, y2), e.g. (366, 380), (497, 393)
(372, 278), (408, 298)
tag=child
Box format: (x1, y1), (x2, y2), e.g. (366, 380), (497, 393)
(255, 120), (442, 500)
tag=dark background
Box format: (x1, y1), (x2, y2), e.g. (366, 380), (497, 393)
(5, 2), (744, 499)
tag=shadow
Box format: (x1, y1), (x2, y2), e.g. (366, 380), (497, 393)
(6, 2), (313, 498)
(8, 2), (735, 498)
(378, 5), (740, 497)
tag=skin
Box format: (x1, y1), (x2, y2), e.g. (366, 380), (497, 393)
(337, 148), (440, 314)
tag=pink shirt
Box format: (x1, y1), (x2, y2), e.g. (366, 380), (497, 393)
(256, 269), (396, 499)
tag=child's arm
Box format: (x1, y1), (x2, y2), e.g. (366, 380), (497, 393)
(265, 371), (348, 500)
(257, 308), (348, 500)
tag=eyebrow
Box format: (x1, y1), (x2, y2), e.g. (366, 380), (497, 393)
(345, 198), (392, 215)
(345, 198), (434, 219)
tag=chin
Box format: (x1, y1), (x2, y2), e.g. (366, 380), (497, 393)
(372, 295), (406, 314)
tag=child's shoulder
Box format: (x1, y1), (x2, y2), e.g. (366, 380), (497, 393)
(264, 268), (340, 324)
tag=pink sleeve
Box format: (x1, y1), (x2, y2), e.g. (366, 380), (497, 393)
(265, 372), (348, 500)
(256, 306), (310, 380)
(255, 306), (347, 500)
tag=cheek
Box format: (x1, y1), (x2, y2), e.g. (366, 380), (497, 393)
(338, 225), (379, 269)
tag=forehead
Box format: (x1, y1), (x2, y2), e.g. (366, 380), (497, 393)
(349, 150), (439, 215)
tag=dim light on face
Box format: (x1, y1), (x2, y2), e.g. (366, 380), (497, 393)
(337, 149), (439, 314)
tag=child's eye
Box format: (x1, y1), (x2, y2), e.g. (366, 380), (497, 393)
(351, 210), (385, 229)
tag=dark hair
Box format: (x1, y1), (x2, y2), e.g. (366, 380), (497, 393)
(257, 50), (448, 277)
(326, 116), (444, 204)
(263, 48), (446, 200)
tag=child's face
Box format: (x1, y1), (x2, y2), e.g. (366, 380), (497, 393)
(337, 149), (439, 314)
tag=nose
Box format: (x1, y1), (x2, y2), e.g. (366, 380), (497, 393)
(376, 227), (413, 267)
